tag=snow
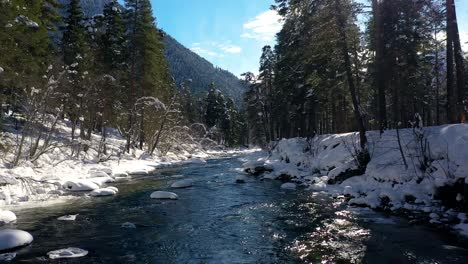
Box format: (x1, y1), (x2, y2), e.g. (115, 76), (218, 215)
(243, 124), (468, 237)
(57, 214), (78, 221)
(171, 179), (193, 189)
(0, 210), (16, 224)
(150, 191), (178, 200)
(89, 187), (118, 197)
(0, 229), (33, 251)
(63, 180), (100, 192)
(454, 223), (468, 237)
(47, 247), (88, 259)
(121, 222), (136, 229)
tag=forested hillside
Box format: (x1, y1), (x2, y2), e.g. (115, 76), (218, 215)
(57, 0), (247, 103)
(164, 34), (247, 103)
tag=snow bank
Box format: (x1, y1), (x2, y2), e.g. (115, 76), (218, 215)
(0, 229), (33, 251)
(252, 124), (468, 237)
(150, 191), (178, 200)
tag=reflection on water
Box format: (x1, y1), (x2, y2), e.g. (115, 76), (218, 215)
(3, 155), (468, 263)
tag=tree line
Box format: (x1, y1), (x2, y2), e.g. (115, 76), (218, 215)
(243, 0), (467, 151)
(0, 0), (243, 166)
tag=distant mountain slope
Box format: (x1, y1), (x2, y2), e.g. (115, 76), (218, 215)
(163, 34), (246, 102)
(56, 0), (111, 17)
(57, 0), (246, 102)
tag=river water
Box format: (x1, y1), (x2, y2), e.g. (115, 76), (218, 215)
(7, 153), (468, 263)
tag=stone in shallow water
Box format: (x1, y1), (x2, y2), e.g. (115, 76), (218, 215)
(57, 214), (78, 221)
(171, 179), (193, 189)
(121, 222), (137, 229)
(150, 191), (178, 200)
(0, 210), (17, 225)
(0, 229), (33, 251)
(89, 187), (118, 197)
(47, 247), (88, 259)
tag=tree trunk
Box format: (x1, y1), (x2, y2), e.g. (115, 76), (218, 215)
(335, 0), (368, 151)
(446, 0), (457, 123)
(450, 0), (466, 122)
(372, 0), (387, 133)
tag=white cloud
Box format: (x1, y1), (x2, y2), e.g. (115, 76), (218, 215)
(242, 10), (284, 42)
(218, 44), (242, 54)
(190, 47), (224, 58)
(190, 41), (242, 57)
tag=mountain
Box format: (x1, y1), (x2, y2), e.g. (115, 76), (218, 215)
(56, 0), (112, 17)
(56, 0), (246, 102)
(163, 34), (246, 103)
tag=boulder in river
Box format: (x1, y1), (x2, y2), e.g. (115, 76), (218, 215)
(63, 180), (100, 192)
(89, 187), (118, 197)
(171, 179), (193, 189)
(47, 247), (88, 259)
(0, 210), (16, 225)
(0, 229), (33, 251)
(150, 191), (178, 200)
(57, 214), (78, 221)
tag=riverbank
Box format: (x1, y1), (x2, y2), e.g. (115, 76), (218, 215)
(243, 124), (468, 238)
(0, 118), (257, 208)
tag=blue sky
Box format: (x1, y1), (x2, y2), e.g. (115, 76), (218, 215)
(149, 0), (468, 77)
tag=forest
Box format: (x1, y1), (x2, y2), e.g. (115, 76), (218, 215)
(244, 0), (467, 147)
(0, 0), (245, 168)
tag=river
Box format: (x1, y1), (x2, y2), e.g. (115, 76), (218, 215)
(7, 153), (468, 263)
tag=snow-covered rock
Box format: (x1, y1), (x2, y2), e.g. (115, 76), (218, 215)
(57, 214), (78, 221)
(0, 229), (33, 251)
(281, 183), (297, 190)
(171, 179), (193, 189)
(121, 222), (136, 229)
(0, 210), (16, 225)
(454, 223), (468, 237)
(63, 180), (100, 192)
(88, 176), (115, 187)
(89, 187), (118, 197)
(150, 191), (178, 200)
(47, 247), (88, 259)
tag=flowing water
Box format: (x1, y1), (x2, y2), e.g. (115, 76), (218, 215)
(5, 153), (468, 263)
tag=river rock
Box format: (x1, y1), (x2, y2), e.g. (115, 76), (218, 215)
(63, 180), (100, 192)
(0, 210), (17, 225)
(121, 222), (136, 229)
(171, 179), (193, 189)
(57, 214), (78, 221)
(0, 229), (33, 251)
(47, 247), (88, 259)
(150, 191), (178, 200)
(89, 187), (118, 197)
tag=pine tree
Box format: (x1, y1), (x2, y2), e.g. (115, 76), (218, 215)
(124, 0), (174, 150)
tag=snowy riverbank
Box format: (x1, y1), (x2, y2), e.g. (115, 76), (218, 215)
(0, 119), (254, 208)
(243, 124), (468, 238)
